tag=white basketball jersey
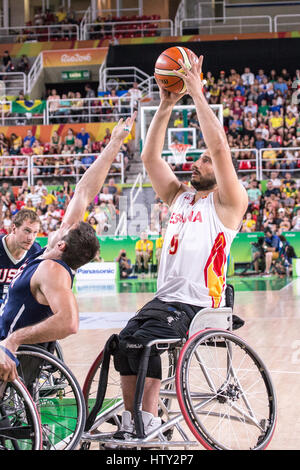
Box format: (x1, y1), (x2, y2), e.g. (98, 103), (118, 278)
(155, 191), (238, 308)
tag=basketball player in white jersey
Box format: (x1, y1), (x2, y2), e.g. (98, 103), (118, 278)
(113, 55), (248, 439)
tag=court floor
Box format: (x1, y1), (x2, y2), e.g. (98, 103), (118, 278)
(61, 276), (300, 450)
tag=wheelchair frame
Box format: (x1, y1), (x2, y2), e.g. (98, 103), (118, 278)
(81, 306), (277, 450)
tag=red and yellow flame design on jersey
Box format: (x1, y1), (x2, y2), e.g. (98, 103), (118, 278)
(204, 233), (226, 308)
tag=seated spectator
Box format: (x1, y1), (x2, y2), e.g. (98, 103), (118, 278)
(241, 212), (256, 232)
(279, 216), (292, 232)
(24, 198), (36, 212)
(87, 215), (98, 232)
(49, 130), (62, 153)
(76, 127), (91, 148)
(16, 55), (30, 74)
(263, 226), (282, 275)
(135, 231), (153, 274)
(25, 186), (42, 208)
(2, 209), (13, 233)
(41, 189), (57, 206)
(21, 140), (34, 157)
(115, 249), (133, 279)
(247, 180), (261, 208)
(63, 129), (75, 152)
(23, 129), (36, 147)
(241, 66), (255, 86)
(155, 228), (166, 270)
(47, 89), (61, 118)
(264, 180), (281, 199)
(269, 111), (284, 132)
(98, 185), (114, 204)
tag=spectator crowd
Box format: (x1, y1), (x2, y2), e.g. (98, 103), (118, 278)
(0, 124), (131, 181)
(0, 176), (122, 238)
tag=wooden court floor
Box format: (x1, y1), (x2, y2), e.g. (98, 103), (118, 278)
(61, 277), (300, 450)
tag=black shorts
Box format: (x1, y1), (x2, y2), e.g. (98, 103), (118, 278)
(114, 298), (203, 379)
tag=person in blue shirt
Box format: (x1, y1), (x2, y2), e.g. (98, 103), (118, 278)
(76, 128), (90, 148)
(23, 129), (36, 147)
(0, 113), (136, 383)
(263, 226), (282, 275)
(0, 208), (41, 302)
(274, 77), (288, 97)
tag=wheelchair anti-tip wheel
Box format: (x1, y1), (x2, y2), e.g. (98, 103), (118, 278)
(176, 329), (277, 450)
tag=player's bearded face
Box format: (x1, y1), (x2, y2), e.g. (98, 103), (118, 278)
(190, 156), (217, 191)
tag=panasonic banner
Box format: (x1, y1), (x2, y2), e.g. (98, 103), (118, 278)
(75, 262), (118, 282)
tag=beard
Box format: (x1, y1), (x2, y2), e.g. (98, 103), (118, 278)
(190, 173), (217, 191)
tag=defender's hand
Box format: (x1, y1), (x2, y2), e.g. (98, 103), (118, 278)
(111, 112), (137, 142)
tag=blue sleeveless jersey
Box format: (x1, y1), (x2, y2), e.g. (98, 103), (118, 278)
(0, 235), (41, 301)
(0, 251), (75, 340)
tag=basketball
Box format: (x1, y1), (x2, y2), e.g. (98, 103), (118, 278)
(154, 46), (199, 94)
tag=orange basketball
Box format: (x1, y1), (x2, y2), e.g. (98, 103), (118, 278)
(154, 46), (199, 94)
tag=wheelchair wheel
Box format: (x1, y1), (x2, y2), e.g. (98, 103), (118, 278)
(16, 346), (86, 450)
(176, 329), (277, 450)
(82, 346), (178, 434)
(82, 349), (123, 433)
(0, 379), (42, 450)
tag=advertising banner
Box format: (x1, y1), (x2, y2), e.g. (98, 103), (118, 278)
(75, 262), (118, 282)
(43, 48), (108, 68)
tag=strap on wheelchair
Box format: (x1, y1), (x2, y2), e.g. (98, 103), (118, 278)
(133, 344), (152, 439)
(84, 334), (119, 432)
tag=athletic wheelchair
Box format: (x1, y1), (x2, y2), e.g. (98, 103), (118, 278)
(0, 343), (85, 451)
(80, 286), (277, 450)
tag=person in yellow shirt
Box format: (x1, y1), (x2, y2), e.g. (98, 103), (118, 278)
(41, 188), (57, 206)
(242, 213), (256, 232)
(135, 231), (153, 274)
(269, 111), (283, 130)
(155, 227), (166, 270)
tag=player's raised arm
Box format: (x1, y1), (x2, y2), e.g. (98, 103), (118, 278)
(141, 88), (188, 206)
(63, 113), (136, 227)
(173, 56), (248, 217)
(46, 114), (136, 249)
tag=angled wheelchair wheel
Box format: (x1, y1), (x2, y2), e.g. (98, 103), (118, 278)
(16, 346), (86, 450)
(0, 379), (42, 450)
(176, 329), (277, 450)
(82, 349), (124, 434)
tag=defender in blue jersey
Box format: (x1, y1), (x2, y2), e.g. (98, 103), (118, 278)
(0, 209), (41, 301)
(0, 113), (136, 382)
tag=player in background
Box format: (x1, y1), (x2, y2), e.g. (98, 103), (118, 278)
(0, 206), (41, 302)
(113, 56), (248, 439)
(0, 114), (136, 383)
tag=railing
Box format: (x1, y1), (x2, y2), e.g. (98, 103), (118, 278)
(130, 173), (143, 218)
(274, 14), (300, 32)
(0, 156), (30, 185)
(114, 210), (128, 236)
(27, 53), (43, 95)
(99, 66), (150, 96)
(45, 96), (134, 125)
(179, 15), (273, 35)
(29, 153), (124, 186)
(162, 148), (259, 179)
(0, 24), (79, 43)
(0, 72), (27, 97)
(0, 100), (45, 125)
(82, 19), (174, 40)
(258, 146), (300, 180)
(80, 5), (92, 39)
